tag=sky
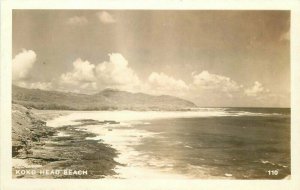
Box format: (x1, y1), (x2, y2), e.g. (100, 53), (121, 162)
(12, 10), (290, 107)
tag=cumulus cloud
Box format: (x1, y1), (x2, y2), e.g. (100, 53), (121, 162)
(12, 49), (56, 91)
(11, 50), (276, 106)
(244, 81), (269, 97)
(57, 64), (245, 97)
(12, 49), (37, 81)
(96, 11), (116, 24)
(95, 53), (141, 91)
(57, 54), (141, 93)
(60, 59), (96, 84)
(67, 16), (88, 25)
(16, 81), (53, 91)
(192, 71), (241, 93)
(147, 72), (189, 96)
(12, 50), (283, 107)
(58, 59), (97, 93)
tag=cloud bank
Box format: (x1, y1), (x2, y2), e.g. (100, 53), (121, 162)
(192, 71), (241, 93)
(147, 72), (189, 96)
(16, 81), (53, 91)
(57, 53), (141, 93)
(244, 81), (269, 97)
(12, 50), (287, 107)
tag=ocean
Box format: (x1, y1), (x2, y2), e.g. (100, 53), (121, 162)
(46, 107), (290, 179)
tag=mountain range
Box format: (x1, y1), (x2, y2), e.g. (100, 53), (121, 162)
(12, 85), (196, 111)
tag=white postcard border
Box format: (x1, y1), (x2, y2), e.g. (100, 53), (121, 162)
(1, 0), (300, 190)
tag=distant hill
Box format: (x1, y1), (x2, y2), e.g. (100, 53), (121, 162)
(12, 85), (196, 110)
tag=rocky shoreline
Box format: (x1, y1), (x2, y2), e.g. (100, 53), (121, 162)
(12, 104), (119, 178)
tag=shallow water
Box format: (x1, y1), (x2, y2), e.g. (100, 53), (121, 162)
(46, 108), (290, 179)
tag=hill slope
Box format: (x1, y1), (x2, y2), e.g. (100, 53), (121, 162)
(12, 85), (196, 110)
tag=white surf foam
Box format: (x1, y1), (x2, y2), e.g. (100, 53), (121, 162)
(80, 123), (187, 179)
(46, 109), (283, 128)
(53, 131), (70, 137)
(46, 110), (229, 127)
(44, 109), (285, 179)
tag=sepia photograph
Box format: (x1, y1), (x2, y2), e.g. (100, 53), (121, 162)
(1, 0), (300, 190)
(10, 9), (291, 180)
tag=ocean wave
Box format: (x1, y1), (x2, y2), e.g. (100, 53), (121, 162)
(46, 109), (286, 128)
(230, 111), (284, 117)
(260, 159), (288, 168)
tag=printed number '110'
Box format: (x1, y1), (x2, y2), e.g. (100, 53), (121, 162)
(268, 170), (279, 175)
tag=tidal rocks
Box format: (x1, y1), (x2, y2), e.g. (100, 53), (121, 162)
(12, 104), (119, 179)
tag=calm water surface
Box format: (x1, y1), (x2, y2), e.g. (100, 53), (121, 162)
(131, 108), (290, 179)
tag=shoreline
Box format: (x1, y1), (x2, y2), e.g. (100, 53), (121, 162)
(12, 104), (119, 179)
(79, 122), (189, 179)
(13, 106), (291, 179)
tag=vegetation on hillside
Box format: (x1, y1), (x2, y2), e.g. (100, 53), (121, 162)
(12, 85), (196, 111)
